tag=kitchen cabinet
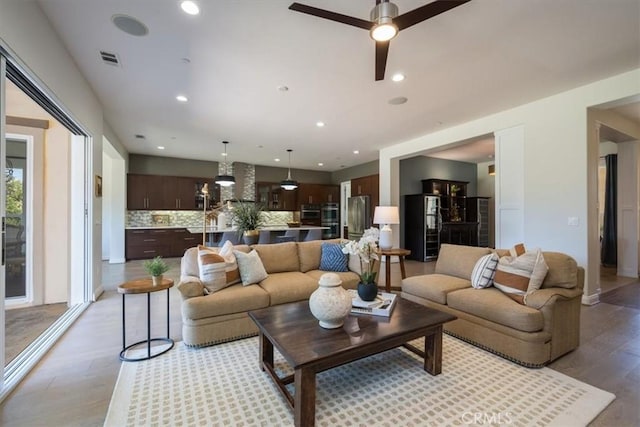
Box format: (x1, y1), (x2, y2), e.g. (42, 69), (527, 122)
(256, 182), (297, 211)
(126, 228), (200, 260)
(127, 174), (220, 210)
(297, 184), (340, 207)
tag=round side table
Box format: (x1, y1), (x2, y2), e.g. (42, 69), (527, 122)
(118, 278), (174, 362)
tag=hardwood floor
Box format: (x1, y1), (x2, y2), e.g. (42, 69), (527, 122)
(0, 257), (638, 426)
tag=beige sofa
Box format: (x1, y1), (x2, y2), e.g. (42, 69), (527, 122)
(177, 240), (363, 347)
(401, 244), (584, 367)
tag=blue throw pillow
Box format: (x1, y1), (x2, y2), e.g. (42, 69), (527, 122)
(320, 243), (348, 272)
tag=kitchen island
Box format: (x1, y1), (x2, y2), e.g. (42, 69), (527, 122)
(186, 225), (329, 245)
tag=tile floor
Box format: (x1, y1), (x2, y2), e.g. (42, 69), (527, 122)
(0, 257), (638, 426)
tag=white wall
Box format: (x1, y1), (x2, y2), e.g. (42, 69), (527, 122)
(616, 141), (639, 278)
(0, 0), (129, 296)
(380, 69), (640, 303)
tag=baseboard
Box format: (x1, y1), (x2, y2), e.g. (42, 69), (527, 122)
(109, 258), (126, 264)
(582, 292), (600, 306)
(93, 285), (104, 301)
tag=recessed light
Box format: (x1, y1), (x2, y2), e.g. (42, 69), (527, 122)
(157, 146), (165, 150)
(176, 95), (188, 102)
(353, 150), (359, 154)
(274, 158), (281, 162)
(318, 162), (324, 166)
(180, 1), (200, 15)
(277, 85), (289, 92)
(391, 73), (405, 82)
(316, 121), (325, 127)
(388, 96), (408, 105)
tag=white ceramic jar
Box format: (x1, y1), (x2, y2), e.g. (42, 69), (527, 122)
(309, 273), (352, 329)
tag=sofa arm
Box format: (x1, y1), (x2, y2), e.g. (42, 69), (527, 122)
(177, 275), (204, 299)
(525, 286), (583, 310)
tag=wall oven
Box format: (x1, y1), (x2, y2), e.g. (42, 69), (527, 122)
(300, 204), (321, 225)
(321, 203), (340, 239)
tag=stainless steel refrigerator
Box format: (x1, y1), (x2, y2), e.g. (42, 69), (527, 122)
(405, 194), (441, 261)
(347, 195), (371, 240)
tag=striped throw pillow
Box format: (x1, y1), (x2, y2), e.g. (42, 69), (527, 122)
(197, 241), (241, 288)
(494, 249), (549, 304)
(470, 253), (499, 289)
(197, 247), (227, 293)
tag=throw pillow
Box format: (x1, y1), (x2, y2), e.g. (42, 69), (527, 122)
(197, 247), (228, 293)
(319, 243), (348, 272)
(197, 242), (241, 286)
(233, 250), (268, 286)
(470, 253), (499, 289)
(509, 243), (526, 258)
(494, 249), (549, 304)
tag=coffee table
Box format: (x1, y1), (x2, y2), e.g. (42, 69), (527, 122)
(248, 298), (456, 427)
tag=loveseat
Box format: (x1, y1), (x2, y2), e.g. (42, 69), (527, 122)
(177, 240), (365, 347)
(401, 244), (584, 367)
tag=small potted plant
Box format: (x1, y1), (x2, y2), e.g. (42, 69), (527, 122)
(144, 256), (170, 286)
(231, 201), (266, 245)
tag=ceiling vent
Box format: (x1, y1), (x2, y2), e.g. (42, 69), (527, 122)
(100, 51), (121, 67)
(134, 134), (146, 139)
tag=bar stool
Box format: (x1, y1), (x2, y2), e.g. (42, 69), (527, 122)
(258, 230), (272, 244)
(304, 228), (322, 241)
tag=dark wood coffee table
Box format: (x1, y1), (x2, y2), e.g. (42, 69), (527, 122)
(248, 298), (456, 427)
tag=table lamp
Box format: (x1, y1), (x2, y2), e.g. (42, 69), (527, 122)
(373, 206), (399, 250)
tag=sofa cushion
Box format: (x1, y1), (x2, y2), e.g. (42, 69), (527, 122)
(182, 247), (200, 278)
(494, 249), (548, 304)
(447, 287), (544, 333)
(182, 283), (270, 321)
(252, 242), (299, 273)
(320, 242), (348, 272)
(540, 252), (578, 289)
(258, 272), (318, 305)
(305, 270), (360, 290)
(470, 253), (499, 289)
(234, 250), (268, 286)
(298, 240), (323, 272)
(435, 244), (493, 280)
(401, 274), (471, 305)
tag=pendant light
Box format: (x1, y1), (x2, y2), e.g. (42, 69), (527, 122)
(214, 141), (235, 187)
(280, 149), (298, 191)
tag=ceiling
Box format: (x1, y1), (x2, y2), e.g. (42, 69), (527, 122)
(36, 0), (640, 171)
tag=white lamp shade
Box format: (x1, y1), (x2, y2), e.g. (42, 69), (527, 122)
(373, 206), (399, 250)
(373, 206), (399, 225)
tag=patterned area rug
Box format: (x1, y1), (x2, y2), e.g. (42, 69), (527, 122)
(105, 336), (614, 427)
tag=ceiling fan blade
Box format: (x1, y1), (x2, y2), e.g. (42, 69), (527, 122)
(375, 41), (390, 81)
(289, 3), (373, 30)
(394, 0), (472, 31)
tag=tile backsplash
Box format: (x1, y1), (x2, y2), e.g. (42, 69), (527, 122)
(127, 210), (294, 228)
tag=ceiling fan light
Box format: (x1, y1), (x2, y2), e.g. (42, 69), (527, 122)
(370, 21), (398, 42)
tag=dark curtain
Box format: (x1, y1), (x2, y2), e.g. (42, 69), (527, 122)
(601, 154), (617, 266)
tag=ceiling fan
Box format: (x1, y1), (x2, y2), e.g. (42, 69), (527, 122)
(289, 0), (472, 81)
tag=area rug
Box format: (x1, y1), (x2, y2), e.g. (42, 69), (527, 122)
(600, 282), (640, 310)
(104, 336), (614, 427)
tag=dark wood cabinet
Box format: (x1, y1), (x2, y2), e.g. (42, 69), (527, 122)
(127, 174), (165, 210)
(440, 222), (477, 246)
(256, 182), (297, 210)
(126, 228), (200, 260)
(422, 179), (468, 223)
(127, 174), (219, 210)
(297, 184), (340, 207)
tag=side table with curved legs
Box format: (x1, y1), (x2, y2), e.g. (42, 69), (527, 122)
(117, 278), (175, 362)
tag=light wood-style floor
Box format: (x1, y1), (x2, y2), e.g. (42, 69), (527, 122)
(0, 258), (638, 426)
